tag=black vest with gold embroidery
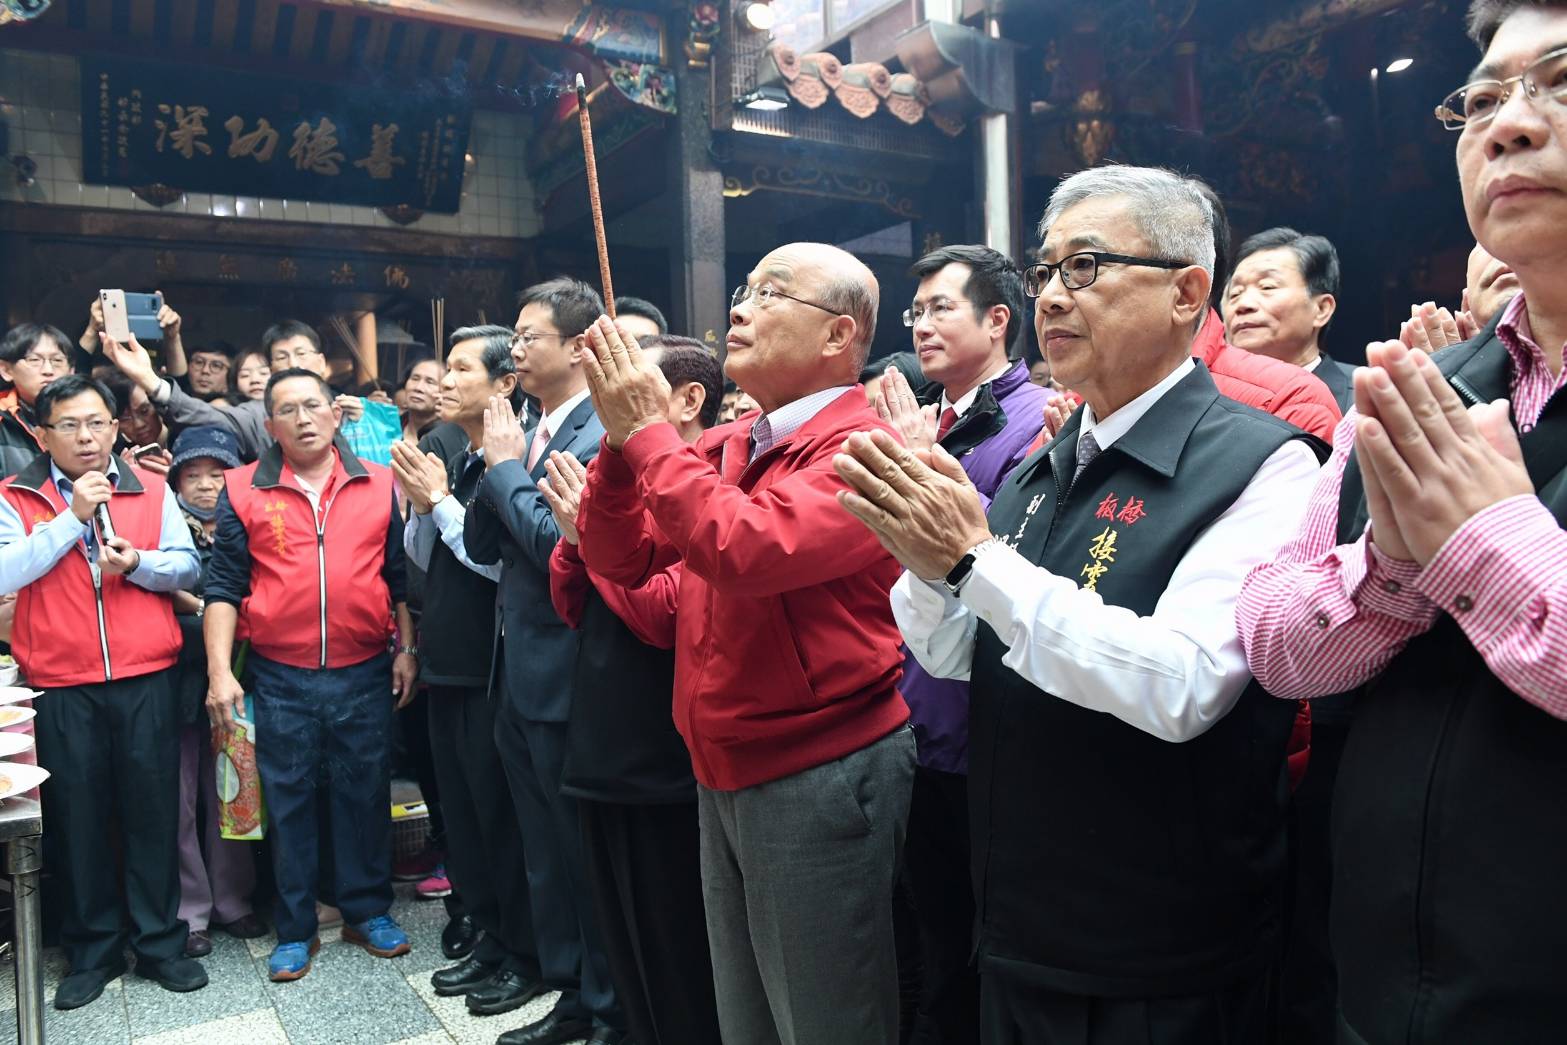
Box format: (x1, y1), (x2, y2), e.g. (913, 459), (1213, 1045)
(1329, 324), (1567, 1045)
(970, 362), (1317, 996)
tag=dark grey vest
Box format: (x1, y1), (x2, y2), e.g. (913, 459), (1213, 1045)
(970, 362), (1317, 996)
(1330, 325), (1567, 1045)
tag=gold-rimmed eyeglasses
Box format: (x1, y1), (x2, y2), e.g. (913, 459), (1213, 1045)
(1435, 46), (1567, 130)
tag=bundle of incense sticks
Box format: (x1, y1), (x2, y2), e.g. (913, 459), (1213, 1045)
(575, 73), (616, 320)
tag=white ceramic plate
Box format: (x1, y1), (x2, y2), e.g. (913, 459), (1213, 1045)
(0, 706), (36, 729)
(0, 733), (33, 758)
(0, 687), (40, 706)
(0, 762), (48, 800)
(0, 665), (18, 687)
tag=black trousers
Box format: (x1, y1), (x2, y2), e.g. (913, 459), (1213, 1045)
(426, 684), (538, 973)
(979, 963), (1277, 1045)
(902, 765), (980, 1044)
(37, 670), (184, 971)
(1280, 719), (1349, 1045)
(494, 704), (621, 1030)
(579, 798), (721, 1045)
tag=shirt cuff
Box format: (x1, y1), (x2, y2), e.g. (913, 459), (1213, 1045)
(1414, 495), (1565, 646)
(430, 493), (463, 532)
(1347, 532), (1435, 622)
(959, 541), (1039, 625)
(151, 378), (172, 407)
(619, 422), (684, 475)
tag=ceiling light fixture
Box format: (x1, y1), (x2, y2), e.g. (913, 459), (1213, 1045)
(742, 2), (776, 32)
(737, 85), (790, 111)
(1386, 57), (1414, 73)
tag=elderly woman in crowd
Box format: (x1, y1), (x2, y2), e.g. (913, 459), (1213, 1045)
(167, 425), (265, 957)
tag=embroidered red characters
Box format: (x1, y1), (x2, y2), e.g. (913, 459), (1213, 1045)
(1078, 492), (1148, 591)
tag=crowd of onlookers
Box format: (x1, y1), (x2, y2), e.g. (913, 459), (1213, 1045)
(0, 3), (1562, 1044)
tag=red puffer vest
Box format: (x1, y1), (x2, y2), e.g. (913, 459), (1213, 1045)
(0, 456), (182, 687)
(224, 445), (394, 670)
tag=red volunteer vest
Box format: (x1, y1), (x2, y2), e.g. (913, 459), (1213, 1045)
(0, 456), (182, 687)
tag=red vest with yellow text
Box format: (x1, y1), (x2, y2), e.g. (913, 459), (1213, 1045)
(0, 455), (182, 687)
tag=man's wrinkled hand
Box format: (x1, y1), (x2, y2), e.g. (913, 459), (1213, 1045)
(69, 470), (113, 523)
(484, 395), (528, 466)
(100, 333), (162, 394)
(390, 441), (448, 514)
(99, 535), (141, 577)
(539, 450), (588, 544)
(875, 367), (937, 452)
(582, 317), (671, 451)
(392, 652), (419, 708)
(207, 670), (247, 736)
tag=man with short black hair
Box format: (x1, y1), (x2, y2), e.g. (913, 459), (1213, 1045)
(465, 278), (624, 1045)
(394, 325), (543, 1018)
(1225, 227), (1352, 409)
(0, 323), (71, 478)
(204, 367), (419, 983)
(876, 243), (1046, 1042)
(0, 373), (205, 1009)
(1237, 3), (1567, 1040)
(184, 344), (234, 401)
(611, 296), (669, 342)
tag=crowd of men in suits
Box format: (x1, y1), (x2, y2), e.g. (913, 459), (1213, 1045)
(0, 1), (1563, 1042)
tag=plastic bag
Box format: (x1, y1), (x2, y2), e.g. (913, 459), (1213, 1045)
(339, 399), (402, 466)
(214, 707), (266, 841)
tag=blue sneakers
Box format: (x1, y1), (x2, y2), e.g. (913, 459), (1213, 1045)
(343, 914), (411, 958)
(268, 937), (320, 982)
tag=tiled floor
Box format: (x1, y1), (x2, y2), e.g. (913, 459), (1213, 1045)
(0, 884), (576, 1044)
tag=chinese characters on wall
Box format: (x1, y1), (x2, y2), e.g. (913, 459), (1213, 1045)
(83, 58), (471, 213)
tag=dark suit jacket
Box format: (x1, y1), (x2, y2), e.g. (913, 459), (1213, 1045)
(463, 396), (604, 722)
(1314, 352), (1357, 413)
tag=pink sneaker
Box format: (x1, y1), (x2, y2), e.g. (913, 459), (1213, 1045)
(416, 864), (453, 900)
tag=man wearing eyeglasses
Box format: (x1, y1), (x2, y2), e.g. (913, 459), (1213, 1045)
(104, 319), (333, 462)
(462, 277), (625, 1045)
(0, 323), (74, 480)
(1237, 3), (1567, 1041)
(575, 242), (914, 1045)
(0, 374), (206, 1010)
(833, 167), (1324, 1043)
(873, 243), (1046, 1043)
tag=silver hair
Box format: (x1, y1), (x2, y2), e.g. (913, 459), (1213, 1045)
(1037, 165), (1216, 279)
(815, 271), (879, 368)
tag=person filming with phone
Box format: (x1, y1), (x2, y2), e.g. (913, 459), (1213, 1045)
(0, 374), (206, 1011)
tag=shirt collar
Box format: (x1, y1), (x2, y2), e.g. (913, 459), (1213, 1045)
(941, 360), (1014, 417)
(1079, 357), (1196, 451)
(51, 457), (120, 492)
(750, 385), (856, 460)
(537, 388), (591, 441)
(1301, 353), (1324, 373)
(1496, 292), (1561, 384)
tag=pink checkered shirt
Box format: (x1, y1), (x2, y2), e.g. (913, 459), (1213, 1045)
(1235, 293), (1567, 718)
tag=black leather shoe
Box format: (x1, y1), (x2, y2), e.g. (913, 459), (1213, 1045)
(53, 963), (125, 1010)
(184, 930), (212, 958)
(495, 1008), (591, 1044)
(215, 913), (269, 939)
(441, 913), (480, 959)
(465, 967), (546, 1015)
(134, 956), (209, 993)
(431, 956), (499, 996)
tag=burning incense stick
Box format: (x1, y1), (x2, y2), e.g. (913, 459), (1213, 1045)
(576, 72), (616, 319)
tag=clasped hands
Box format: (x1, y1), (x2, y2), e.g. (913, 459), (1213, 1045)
(581, 317), (671, 451)
(833, 429), (993, 581)
(1354, 339), (1532, 565)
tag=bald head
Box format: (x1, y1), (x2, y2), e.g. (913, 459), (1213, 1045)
(758, 243), (879, 367)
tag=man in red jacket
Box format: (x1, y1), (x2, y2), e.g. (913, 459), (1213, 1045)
(204, 369), (419, 983)
(576, 243), (915, 1045)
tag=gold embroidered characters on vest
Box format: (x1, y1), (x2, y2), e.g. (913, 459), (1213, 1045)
(1079, 526), (1119, 591)
(262, 499), (288, 557)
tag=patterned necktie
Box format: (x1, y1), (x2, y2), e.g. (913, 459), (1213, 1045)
(526, 423), (550, 470)
(1073, 430), (1102, 480)
(936, 407), (959, 442)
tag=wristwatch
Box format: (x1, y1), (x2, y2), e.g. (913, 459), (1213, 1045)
(398, 645), (418, 657)
(943, 538), (1001, 595)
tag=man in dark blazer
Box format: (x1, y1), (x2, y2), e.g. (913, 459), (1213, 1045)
(463, 278), (623, 1045)
(1223, 226), (1355, 411)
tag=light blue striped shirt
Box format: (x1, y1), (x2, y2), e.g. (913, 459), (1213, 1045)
(748, 386), (857, 464)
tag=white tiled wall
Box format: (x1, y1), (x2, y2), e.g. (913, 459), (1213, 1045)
(0, 48), (540, 238)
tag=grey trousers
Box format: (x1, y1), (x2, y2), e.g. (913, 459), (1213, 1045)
(699, 725), (916, 1045)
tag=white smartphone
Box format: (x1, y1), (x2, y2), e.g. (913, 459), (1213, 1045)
(100, 289), (131, 343)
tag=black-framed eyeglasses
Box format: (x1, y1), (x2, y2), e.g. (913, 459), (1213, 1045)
(1023, 251), (1190, 297)
(1436, 46), (1567, 130)
(41, 419), (113, 435)
(730, 283), (840, 316)
(509, 330), (565, 353)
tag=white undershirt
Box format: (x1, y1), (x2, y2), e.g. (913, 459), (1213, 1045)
(891, 358), (1323, 743)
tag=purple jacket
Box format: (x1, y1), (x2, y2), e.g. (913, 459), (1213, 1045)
(904, 360), (1048, 773)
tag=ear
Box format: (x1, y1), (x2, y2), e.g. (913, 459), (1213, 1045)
(985, 304), (1011, 345)
(568, 334), (588, 365)
(496, 372), (519, 398)
(822, 315), (858, 361)
(1171, 266), (1212, 328)
(1311, 293), (1337, 332)
(264, 416), (277, 441)
(0, 361), (14, 385)
(680, 381), (706, 425)
(329, 400), (344, 427)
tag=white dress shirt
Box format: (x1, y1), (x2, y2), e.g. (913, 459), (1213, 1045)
(891, 358), (1322, 742)
(535, 389), (591, 446)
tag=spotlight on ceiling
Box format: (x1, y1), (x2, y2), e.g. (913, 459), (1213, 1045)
(742, 2), (776, 32)
(1386, 57), (1414, 73)
(737, 85), (790, 111)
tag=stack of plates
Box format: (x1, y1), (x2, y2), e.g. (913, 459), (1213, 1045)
(0, 682), (46, 799)
(0, 762), (47, 801)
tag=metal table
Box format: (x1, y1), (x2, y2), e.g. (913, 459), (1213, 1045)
(0, 797), (44, 1044)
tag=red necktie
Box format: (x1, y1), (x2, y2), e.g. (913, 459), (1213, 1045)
(936, 407), (959, 442)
